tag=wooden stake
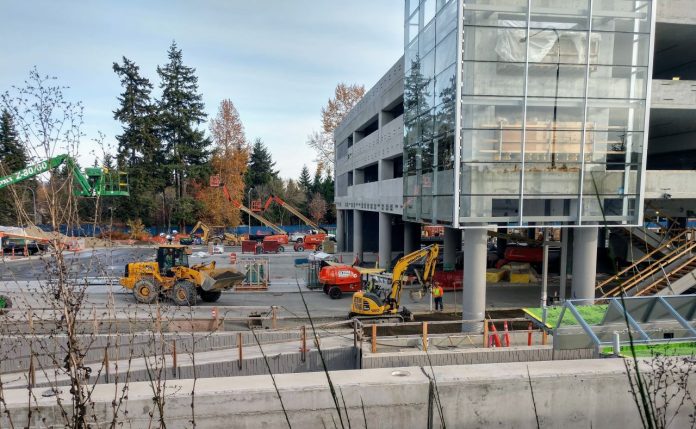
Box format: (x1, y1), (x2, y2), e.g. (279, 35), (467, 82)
(527, 322), (533, 346)
(483, 319), (489, 348)
(300, 326), (307, 362)
(27, 310), (34, 333)
(104, 347), (110, 383)
(28, 353), (35, 388)
(422, 322), (428, 352)
(271, 306), (277, 329)
(156, 305), (162, 333)
(92, 305), (99, 336)
(371, 324), (377, 353)
(172, 340), (177, 377)
(237, 332), (243, 370)
(542, 330), (548, 346)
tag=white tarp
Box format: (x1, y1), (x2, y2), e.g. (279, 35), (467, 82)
(495, 20), (597, 63)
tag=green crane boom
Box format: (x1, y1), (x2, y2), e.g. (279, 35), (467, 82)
(0, 154), (129, 197)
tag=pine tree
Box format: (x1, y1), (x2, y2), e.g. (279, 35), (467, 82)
(298, 165), (312, 194)
(312, 164), (323, 195)
(0, 109), (29, 224)
(157, 41), (211, 199)
(0, 110), (27, 172)
(112, 56), (163, 223)
(245, 138), (278, 190)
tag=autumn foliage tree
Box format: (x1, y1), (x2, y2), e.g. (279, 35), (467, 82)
(307, 83), (365, 167)
(308, 192), (327, 224)
(197, 99), (248, 225)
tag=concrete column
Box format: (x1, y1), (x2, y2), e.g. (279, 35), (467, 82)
(403, 221), (420, 254)
(571, 227), (598, 302)
(353, 210), (363, 262)
(443, 227), (461, 269)
(336, 209), (344, 253)
(462, 228), (487, 333)
(379, 213), (392, 269)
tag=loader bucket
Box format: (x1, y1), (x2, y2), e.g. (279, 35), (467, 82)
(200, 269), (245, 291)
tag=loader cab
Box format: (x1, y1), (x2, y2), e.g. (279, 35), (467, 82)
(157, 245), (190, 275)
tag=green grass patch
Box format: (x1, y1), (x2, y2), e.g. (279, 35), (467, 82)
(601, 342), (696, 358)
(524, 304), (608, 328)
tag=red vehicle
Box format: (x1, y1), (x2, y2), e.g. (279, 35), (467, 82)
(261, 240), (285, 253)
(495, 246), (543, 268)
(319, 265), (361, 299)
(263, 234), (289, 245)
(294, 233), (326, 251)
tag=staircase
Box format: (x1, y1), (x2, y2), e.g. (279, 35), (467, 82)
(597, 229), (696, 298)
(614, 225), (675, 259)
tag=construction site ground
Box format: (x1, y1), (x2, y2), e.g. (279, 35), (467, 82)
(0, 244), (553, 321)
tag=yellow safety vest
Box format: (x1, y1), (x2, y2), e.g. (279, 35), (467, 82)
(433, 286), (443, 297)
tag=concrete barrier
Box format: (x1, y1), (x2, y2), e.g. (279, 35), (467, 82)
(3, 358), (692, 428)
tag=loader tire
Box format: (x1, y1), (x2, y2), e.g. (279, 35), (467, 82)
(171, 281), (197, 306)
(133, 278), (159, 304)
(200, 290), (222, 303)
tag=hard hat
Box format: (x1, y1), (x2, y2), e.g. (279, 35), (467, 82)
(159, 233), (165, 237)
(172, 230), (178, 235)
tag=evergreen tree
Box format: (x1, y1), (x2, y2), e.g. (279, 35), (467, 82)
(312, 164), (323, 194)
(0, 110), (29, 224)
(298, 165), (312, 193)
(157, 41), (211, 199)
(112, 56), (163, 224)
(0, 110), (27, 172)
(245, 138), (278, 190)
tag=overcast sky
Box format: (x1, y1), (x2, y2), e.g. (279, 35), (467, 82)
(0, 0), (404, 179)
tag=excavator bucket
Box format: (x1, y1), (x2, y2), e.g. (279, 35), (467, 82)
(200, 269), (245, 291)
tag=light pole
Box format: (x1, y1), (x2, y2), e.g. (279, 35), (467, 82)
(247, 187), (254, 236)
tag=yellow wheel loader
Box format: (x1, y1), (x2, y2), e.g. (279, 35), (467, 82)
(119, 244), (244, 305)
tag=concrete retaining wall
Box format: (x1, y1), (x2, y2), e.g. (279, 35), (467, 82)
(4, 358), (692, 428)
(362, 345), (595, 369)
(0, 330), (315, 373)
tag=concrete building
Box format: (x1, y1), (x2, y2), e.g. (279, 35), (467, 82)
(335, 0), (696, 331)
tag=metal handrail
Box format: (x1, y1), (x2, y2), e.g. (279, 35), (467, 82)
(602, 241), (696, 297)
(595, 229), (690, 292)
(635, 254), (696, 297)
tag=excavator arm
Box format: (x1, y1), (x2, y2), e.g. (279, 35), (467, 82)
(387, 244), (439, 311)
(263, 195), (327, 233)
(221, 185), (287, 236)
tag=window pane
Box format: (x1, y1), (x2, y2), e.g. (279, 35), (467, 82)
(423, 0), (437, 25)
(463, 0), (528, 27)
(420, 20), (436, 56)
(461, 96), (525, 129)
(409, 9), (420, 43)
(593, 32), (651, 67)
(461, 61), (526, 97)
(465, 25), (527, 63)
(434, 64), (456, 107)
(461, 128), (523, 162)
(434, 101), (456, 136)
(435, 30), (457, 75)
(527, 64), (586, 98)
(462, 163), (521, 196)
(588, 66), (648, 100)
(530, 0), (590, 31)
(437, 0), (457, 43)
(592, 0), (651, 33)
(586, 98), (646, 132)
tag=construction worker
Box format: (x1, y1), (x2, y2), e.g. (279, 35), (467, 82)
(432, 282), (444, 311)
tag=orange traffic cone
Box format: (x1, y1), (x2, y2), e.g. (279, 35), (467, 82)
(489, 322), (502, 348)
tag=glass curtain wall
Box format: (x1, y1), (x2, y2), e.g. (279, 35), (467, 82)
(459, 0), (653, 226)
(404, 0), (654, 227)
(404, 0), (458, 224)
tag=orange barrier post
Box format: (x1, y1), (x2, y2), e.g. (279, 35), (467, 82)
(503, 321), (511, 347)
(237, 332), (243, 369)
(527, 322), (533, 346)
(422, 322), (428, 352)
(489, 322), (502, 348)
(371, 324), (377, 353)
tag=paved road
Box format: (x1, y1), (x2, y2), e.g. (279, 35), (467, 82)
(0, 246), (550, 318)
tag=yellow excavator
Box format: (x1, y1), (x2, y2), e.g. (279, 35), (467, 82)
(182, 221), (241, 246)
(119, 244), (245, 305)
(349, 244), (439, 320)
